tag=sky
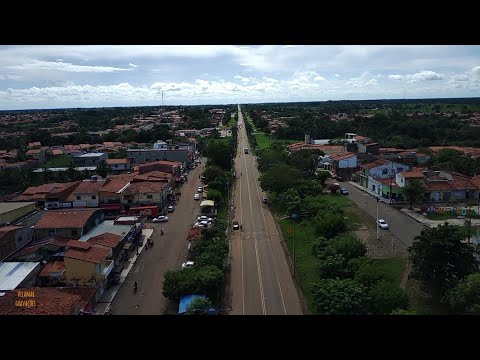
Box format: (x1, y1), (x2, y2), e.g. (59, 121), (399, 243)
(0, 45), (479, 110)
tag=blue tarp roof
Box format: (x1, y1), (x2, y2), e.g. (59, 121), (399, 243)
(178, 294), (206, 314)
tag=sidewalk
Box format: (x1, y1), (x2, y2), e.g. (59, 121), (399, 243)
(95, 228), (154, 315)
(400, 208), (480, 228)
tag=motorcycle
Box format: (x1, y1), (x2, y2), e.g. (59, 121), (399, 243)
(133, 282), (138, 294)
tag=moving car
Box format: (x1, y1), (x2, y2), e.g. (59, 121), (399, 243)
(194, 193), (201, 200)
(153, 215), (168, 223)
(197, 216), (213, 222)
(340, 188), (349, 195)
(232, 221), (240, 230)
(181, 261), (194, 269)
(377, 219), (389, 229)
(167, 205), (175, 212)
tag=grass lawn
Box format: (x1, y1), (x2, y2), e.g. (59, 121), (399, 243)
(44, 155), (73, 168)
(279, 218), (318, 314)
(426, 212), (480, 220)
(245, 115), (257, 131)
(254, 132), (270, 150)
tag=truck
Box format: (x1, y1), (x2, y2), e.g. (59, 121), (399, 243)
(127, 205), (159, 218)
(244, 148), (249, 154)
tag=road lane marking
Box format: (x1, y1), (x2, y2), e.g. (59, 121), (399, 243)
(240, 110), (266, 315)
(238, 155), (245, 315)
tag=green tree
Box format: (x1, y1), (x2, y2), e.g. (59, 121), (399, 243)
(202, 165), (228, 183)
(312, 278), (369, 315)
(402, 179), (426, 210)
(318, 254), (348, 279)
(315, 212), (347, 239)
(369, 281), (409, 315)
(330, 234), (367, 261)
(351, 258), (388, 287)
(287, 149), (322, 175)
(206, 189), (223, 205)
(409, 223), (478, 292)
(96, 160), (110, 178)
(279, 188), (302, 214)
(259, 163), (304, 194)
(443, 273), (480, 314)
(185, 297), (213, 315)
(390, 309), (417, 315)
(316, 170), (331, 189)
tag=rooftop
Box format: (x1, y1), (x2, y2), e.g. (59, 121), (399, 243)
(64, 245), (110, 264)
(0, 202), (36, 216)
(87, 232), (123, 248)
(38, 261), (65, 277)
(73, 153), (105, 158)
(34, 209), (100, 229)
(0, 262), (41, 291)
(79, 220), (134, 242)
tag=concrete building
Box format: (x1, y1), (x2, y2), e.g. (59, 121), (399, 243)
(0, 262), (41, 295)
(0, 225), (33, 260)
(105, 158), (131, 172)
(153, 140), (168, 150)
(0, 202), (37, 225)
(127, 148), (192, 167)
(72, 152), (108, 167)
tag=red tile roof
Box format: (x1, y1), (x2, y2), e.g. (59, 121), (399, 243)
(26, 149), (43, 155)
(329, 152), (356, 161)
(122, 181), (167, 195)
(66, 240), (92, 249)
(66, 180), (106, 201)
(361, 159), (389, 170)
(35, 209), (100, 229)
(0, 287), (96, 315)
(87, 232), (123, 248)
(0, 225), (24, 240)
(51, 149), (64, 156)
(400, 171), (425, 178)
(39, 261), (65, 277)
(65, 245), (110, 263)
(133, 171), (174, 182)
(100, 178), (130, 193)
(15, 182), (76, 201)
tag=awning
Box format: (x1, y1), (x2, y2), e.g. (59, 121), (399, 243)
(200, 200), (215, 207)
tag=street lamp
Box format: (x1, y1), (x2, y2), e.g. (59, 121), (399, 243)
(376, 197), (380, 240)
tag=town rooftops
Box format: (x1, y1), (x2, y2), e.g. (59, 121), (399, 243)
(361, 159), (390, 170)
(79, 220), (134, 242)
(66, 180), (106, 200)
(0, 225), (25, 240)
(15, 182), (78, 202)
(100, 178), (131, 193)
(328, 152), (356, 161)
(122, 181), (167, 194)
(64, 245), (110, 264)
(399, 171), (425, 178)
(73, 152), (105, 158)
(38, 261), (65, 277)
(66, 240), (91, 249)
(87, 232), (123, 248)
(34, 209), (101, 229)
(106, 158), (129, 165)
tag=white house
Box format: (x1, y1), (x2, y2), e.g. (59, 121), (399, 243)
(395, 170), (425, 188)
(153, 140), (168, 150)
(359, 159), (409, 190)
(106, 158), (131, 172)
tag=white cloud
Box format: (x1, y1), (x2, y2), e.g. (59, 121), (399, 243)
(6, 60), (131, 73)
(128, 63), (137, 68)
(389, 74), (403, 80)
(471, 66), (480, 75)
(334, 74), (341, 77)
(234, 75), (251, 83)
(314, 76), (326, 81)
(406, 70), (443, 82)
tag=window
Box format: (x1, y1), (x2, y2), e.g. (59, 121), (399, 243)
(92, 195), (96, 200)
(147, 194), (153, 199)
(71, 229), (78, 236)
(76, 196), (81, 200)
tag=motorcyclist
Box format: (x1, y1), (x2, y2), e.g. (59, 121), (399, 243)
(133, 281), (138, 293)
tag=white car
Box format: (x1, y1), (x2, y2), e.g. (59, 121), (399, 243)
(197, 216), (213, 222)
(197, 187), (203, 193)
(193, 221), (211, 228)
(153, 215), (168, 223)
(194, 193), (201, 200)
(377, 219), (389, 229)
(181, 261), (194, 269)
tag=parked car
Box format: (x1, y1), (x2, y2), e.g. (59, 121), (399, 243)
(262, 197), (268, 203)
(232, 221), (240, 230)
(194, 193), (201, 200)
(340, 188), (349, 195)
(197, 186), (203, 193)
(197, 216), (213, 222)
(193, 221), (210, 228)
(167, 205), (175, 212)
(181, 261), (194, 269)
(377, 219), (389, 229)
(153, 215), (168, 223)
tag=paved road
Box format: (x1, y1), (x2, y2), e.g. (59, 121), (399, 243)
(340, 182), (424, 248)
(230, 105), (303, 315)
(111, 161), (206, 315)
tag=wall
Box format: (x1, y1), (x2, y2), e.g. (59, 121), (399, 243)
(127, 149), (190, 165)
(368, 162), (409, 180)
(36, 227), (83, 240)
(72, 193), (99, 207)
(337, 156), (357, 169)
(111, 163), (130, 171)
(65, 257), (99, 286)
(0, 203), (37, 224)
(0, 232), (16, 260)
(14, 226), (32, 249)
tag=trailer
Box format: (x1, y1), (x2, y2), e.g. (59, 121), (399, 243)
(127, 205), (159, 218)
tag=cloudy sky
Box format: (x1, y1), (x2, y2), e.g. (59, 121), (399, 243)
(0, 45), (479, 110)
